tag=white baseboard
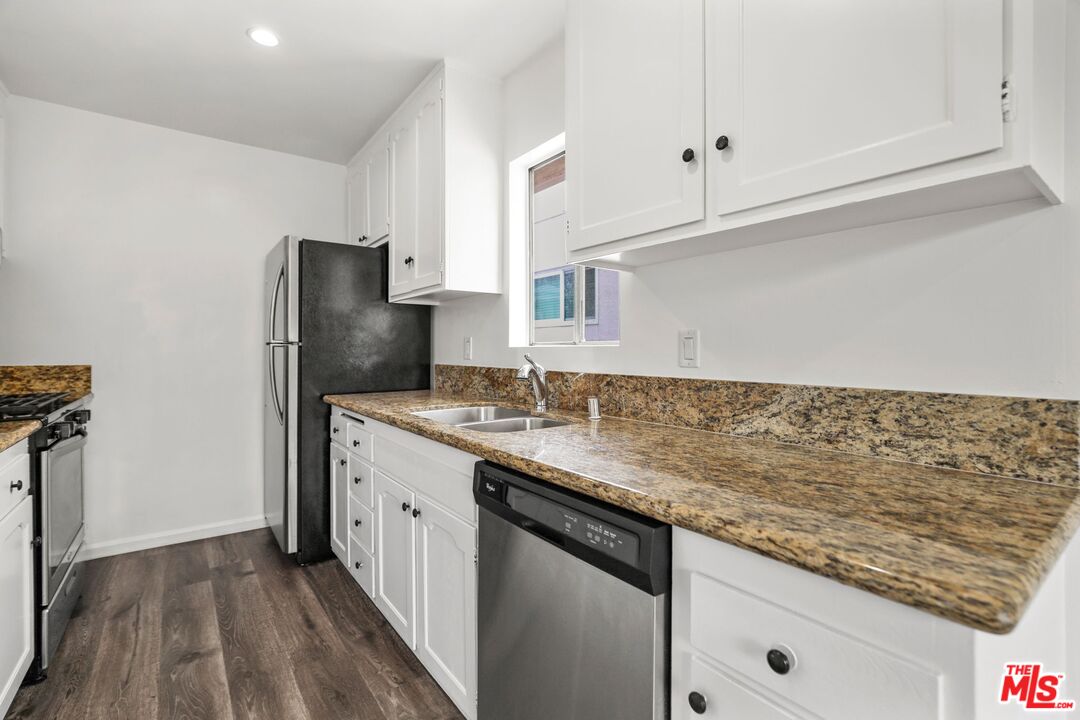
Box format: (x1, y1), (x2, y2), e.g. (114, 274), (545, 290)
(80, 515), (269, 561)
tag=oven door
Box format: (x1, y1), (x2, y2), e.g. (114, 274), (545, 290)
(40, 431), (86, 604)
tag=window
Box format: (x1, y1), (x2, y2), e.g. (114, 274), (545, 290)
(529, 153), (620, 345)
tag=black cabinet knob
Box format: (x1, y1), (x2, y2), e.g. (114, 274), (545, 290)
(359, 235), (368, 243)
(352, 440), (360, 448)
(715, 135), (730, 151)
(10, 480), (23, 492)
(401, 502), (410, 512)
(688, 691), (707, 714)
(682, 148), (696, 163)
(404, 256), (414, 265)
(355, 561), (363, 569)
(332, 427), (339, 434)
(412, 508), (421, 518)
(353, 476), (361, 485)
(354, 519), (361, 527)
(767, 647), (793, 675)
(339, 458), (346, 466)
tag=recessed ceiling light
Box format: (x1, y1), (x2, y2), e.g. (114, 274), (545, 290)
(247, 27), (280, 47)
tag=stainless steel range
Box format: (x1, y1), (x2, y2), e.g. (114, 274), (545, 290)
(0, 391), (92, 682)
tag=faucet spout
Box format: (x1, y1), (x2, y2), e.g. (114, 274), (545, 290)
(516, 354), (549, 413)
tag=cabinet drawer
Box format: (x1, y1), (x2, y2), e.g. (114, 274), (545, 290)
(330, 411), (346, 446)
(346, 418), (373, 460)
(349, 495), (374, 555)
(348, 536), (374, 598)
(0, 451), (30, 522)
(348, 455), (374, 509)
(689, 572), (940, 720)
(681, 653), (801, 719)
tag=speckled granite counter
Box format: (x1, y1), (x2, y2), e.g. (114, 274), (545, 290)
(0, 420), (42, 453)
(0, 365), (92, 402)
(325, 390), (1080, 634)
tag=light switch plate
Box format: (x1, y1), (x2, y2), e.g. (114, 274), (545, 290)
(464, 336), (474, 361)
(679, 329), (700, 368)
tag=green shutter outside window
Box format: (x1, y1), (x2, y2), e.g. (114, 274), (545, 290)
(534, 275), (561, 321)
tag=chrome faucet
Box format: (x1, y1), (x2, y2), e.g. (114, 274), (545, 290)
(516, 354), (549, 413)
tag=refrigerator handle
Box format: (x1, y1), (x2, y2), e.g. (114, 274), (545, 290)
(268, 262), (285, 343)
(268, 346), (285, 426)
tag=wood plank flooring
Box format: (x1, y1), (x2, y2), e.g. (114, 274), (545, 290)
(6, 529), (463, 720)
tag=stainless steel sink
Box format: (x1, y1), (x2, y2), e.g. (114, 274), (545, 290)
(459, 417), (570, 433)
(412, 406), (532, 425)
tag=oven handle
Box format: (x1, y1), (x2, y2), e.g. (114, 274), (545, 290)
(44, 431), (87, 455)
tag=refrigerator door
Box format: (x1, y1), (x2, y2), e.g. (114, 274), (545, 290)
(264, 236), (301, 554)
(264, 236), (300, 343)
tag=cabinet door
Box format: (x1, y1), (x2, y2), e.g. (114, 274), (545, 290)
(0, 498), (34, 718)
(374, 471), (415, 647)
(347, 161), (369, 245)
(710, 0), (1003, 216)
(411, 80), (444, 291)
(329, 444), (349, 563)
(366, 141), (391, 244)
(566, 0), (705, 252)
(389, 115), (418, 295)
(415, 498), (476, 715)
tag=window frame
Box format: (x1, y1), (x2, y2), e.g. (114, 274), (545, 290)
(516, 140), (620, 348)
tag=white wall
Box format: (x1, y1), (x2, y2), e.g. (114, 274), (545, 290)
(434, 23), (1080, 401)
(0, 97), (346, 556)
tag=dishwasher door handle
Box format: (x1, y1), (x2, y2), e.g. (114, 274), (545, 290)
(520, 519), (568, 548)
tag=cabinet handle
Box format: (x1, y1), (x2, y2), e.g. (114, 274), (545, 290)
(354, 519), (361, 527)
(10, 480), (23, 492)
(412, 508), (421, 518)
(715, 135), (730, 151)
(332, 427), (339, 434)
(688, 691), (707, 714)
(339, 458), (346, 466)
(767, 646), (795, 675)
(359, 235), (368, 243)
(404, 256), (414, 266)
(352, 440), (361, 448)
(354, 476), (362, 485)
(682, 148), (695, 163)
(355, 560), (363, 569)
(401, 502), (411, 512)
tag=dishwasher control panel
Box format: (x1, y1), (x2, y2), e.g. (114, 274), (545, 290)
(506, 484), (640, 565)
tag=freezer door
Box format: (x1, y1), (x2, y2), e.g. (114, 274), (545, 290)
(264, 342), (298, 553)
(264, 236), (300, 343)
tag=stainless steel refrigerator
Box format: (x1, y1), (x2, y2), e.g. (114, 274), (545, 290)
(264, 236), (431, 563)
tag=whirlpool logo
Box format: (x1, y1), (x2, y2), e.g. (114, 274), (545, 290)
(999, 664), (1074, 711)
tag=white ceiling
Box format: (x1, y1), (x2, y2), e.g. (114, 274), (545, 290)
(0, 0), (564, 163)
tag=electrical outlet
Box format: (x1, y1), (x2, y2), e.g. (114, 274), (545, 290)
(678, 329), (700, 368)
(464, 336), (474, 361)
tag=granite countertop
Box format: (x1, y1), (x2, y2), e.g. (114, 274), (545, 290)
(0, 420), (42, 453)
(325, 390), (1080, 634)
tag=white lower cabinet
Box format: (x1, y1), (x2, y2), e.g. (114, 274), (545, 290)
(329, 442), (349, 563)
(672, 527), (1074, 720)
(374, 470), (416, 646)
(0, 441), (34, 719)
(415, 499), (477, 713)
(330, 408), (478, 719)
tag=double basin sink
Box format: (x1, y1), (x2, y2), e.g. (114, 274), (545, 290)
(412, 406), (569, 433)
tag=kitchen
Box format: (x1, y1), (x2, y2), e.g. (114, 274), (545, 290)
(0, 1), (1078, 719)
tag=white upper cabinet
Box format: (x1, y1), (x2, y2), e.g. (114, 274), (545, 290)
(346, 137), (390, 247)
(347, 62), (501, 304)
(566, 0), (1065, 267)
(709, 0), (1003, 216)
(565, 0), (705, 252)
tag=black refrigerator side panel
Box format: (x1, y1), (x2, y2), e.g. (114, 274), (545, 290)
(296, 241), (431, 563)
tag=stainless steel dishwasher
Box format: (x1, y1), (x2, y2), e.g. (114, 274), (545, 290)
(474, 461), (671, 720)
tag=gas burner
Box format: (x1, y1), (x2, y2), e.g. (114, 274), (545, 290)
(0, 392), (71, 420)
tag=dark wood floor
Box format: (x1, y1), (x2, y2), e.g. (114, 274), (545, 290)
(6, 529), (463, 720)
